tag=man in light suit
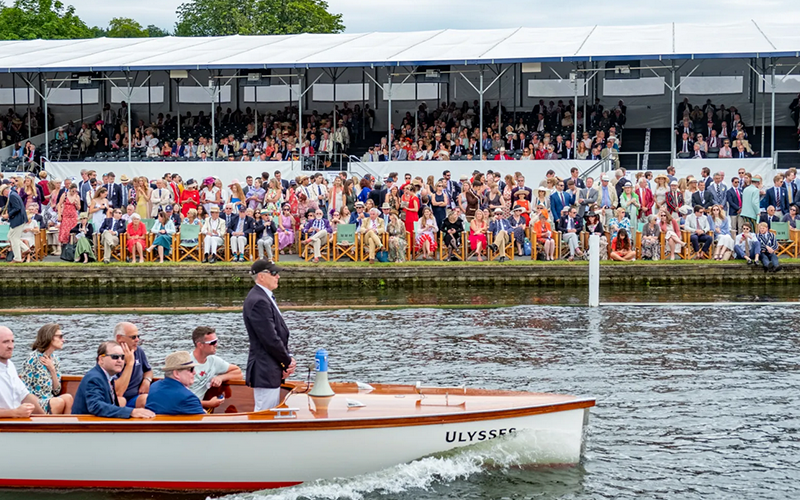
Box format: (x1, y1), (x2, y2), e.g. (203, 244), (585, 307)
(359, 208), (386, 263)
(488, 208), (512, 261)
(709, 172), (728, 209)
(577, 177), (599, 219)
(685, 205), (712, 258)
(98, 209), (127, 263)
(227, 205), (256, 263)
(149, 179), (173, 217)
(72, 341), (155, 419)
(601, 140), (620, 170)
(302, 208), (333, 263)
(243, 260), (295, 412)
(598, 175), (618, 222)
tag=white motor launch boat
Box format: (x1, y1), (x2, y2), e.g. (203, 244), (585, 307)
(0, 377), (594, 492)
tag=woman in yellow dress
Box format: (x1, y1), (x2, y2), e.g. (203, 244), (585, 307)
(135, 177), (151, 219)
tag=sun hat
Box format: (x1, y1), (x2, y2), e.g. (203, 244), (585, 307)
(78, 212), (88, 220)
(162, 351), (197, 372)
(210, 206), (220, 213)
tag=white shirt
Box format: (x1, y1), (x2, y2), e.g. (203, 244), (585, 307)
(0, 360), (29, 410)
(256, 284), (282, 316)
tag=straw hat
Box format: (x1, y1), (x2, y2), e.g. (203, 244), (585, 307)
(162, 351), (197, 372)
(78, 212), (88, 220)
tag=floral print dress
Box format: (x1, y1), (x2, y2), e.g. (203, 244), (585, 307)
(19, 351), (62, 414)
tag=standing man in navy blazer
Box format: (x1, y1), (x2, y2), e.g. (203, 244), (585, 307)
(72, 341), (155, 419)
(243, 260), (296, 411)
(550, 179), (572, 217)
(765, 174), (789, 216)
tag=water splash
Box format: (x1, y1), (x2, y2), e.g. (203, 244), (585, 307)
(214, 431), (547, 500)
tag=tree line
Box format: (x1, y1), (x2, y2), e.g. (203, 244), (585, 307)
(0, 0), (344, 40)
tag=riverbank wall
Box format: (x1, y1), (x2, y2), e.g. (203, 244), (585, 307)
(2, 262), (799, 295)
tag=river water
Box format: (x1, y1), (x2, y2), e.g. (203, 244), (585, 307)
(1, 288), (799, 500)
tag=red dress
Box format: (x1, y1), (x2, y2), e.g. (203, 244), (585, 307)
(59, 196), (79, 244)
(469, 221), (488, 251)
(180, 189), (200, 218)
(126, 222), (147, 253)
(403, 194), (420, 234)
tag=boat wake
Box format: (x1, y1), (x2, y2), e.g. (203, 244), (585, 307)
(215, 430), (555, 500)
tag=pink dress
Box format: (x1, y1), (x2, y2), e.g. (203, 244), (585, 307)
(59, 197), (79, 244)
(469, 221), (488, 251)
(278, 215), (295, 250)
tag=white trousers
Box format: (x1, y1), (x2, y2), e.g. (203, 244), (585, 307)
(309, 230), (329, 258)
(204, 236), (224, 255)
(253, 388), (281, 412)
(258, 236), (274, 260)
(230, 235), (248, 254)
(8, 225), (29, 262)
(102, 231), (119, 259)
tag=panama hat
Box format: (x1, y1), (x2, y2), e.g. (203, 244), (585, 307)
(162, 351), (197, 372)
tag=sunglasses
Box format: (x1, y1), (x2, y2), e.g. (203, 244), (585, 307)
(103, 354), (125, 361)
(202, 339), (218, 346)
(126, 335), (140, 340)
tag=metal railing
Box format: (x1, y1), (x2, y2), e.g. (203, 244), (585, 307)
(772, 150), (800, 169)
(579, 158), (611, 180)
(617, 151), (672, 171)
(347, 155), (382, 180)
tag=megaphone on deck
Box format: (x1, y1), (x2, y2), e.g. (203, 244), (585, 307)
(309, 349), (336, 398)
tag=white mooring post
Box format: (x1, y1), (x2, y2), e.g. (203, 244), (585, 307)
(589, 234), (600, 307)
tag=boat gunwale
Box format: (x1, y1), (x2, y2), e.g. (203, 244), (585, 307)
(0, 398), (595, 432)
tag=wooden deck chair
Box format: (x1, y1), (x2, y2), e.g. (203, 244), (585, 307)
(439, 227), (466, 261)
(772, 222), (798, 258)
(681, 228), (714, 260)
(634, 222), (645, 259)
(488, 230), (515, 261)
(332, 224), (358, 261)
(300, 230), (331, 262)
(465, 220), (488, 261)
(175, 224), (202, 262)
(410, 221), (424, 261)
(96, 231), (127, 263)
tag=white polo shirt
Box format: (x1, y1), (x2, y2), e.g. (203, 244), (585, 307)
(0, 360), (30, 409)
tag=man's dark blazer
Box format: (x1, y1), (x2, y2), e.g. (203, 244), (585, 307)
(243, 285), (292, 389)
(72, 365), (133, 418)
(368, 188), (387, 208)
(226, 214), (255, 235)
(98, 217), (127, 235)
(557, 214), (584, 233)
(691, 190), (714, 209)
(726, 187), (742, 216)
(104, 183), (122, 208)
(765, 186), (789, 213)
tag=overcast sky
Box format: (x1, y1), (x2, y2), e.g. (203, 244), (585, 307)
(64, 0), (800, 33)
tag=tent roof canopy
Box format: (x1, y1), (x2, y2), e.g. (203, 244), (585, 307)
(0, 20), (798, 73)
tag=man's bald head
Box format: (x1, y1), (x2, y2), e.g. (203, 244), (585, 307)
(0, 326), (14, 362)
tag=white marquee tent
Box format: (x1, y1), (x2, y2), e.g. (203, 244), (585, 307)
(0, 21), (798, 72)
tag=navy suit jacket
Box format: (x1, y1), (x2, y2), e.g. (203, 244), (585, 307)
(226, 215), (256, 235)
(550, 191), (573, 218)
(104, 183), (122, 209)
(145, 377), (203, 415)
(98, 217), (127, 234)
(72, 365), (133, 418)
(726, 188), (742, 216)
(243, 285), (292, 389)
(765, 186), (788, 213)
(6, 188), (26, 228)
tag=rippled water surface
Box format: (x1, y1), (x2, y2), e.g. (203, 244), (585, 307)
(1, 298), (800, 499)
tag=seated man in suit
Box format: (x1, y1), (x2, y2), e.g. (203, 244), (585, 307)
(72, 341), (155, 419)
(685, 205), (712, 259)
(488, 208), (512, 261)
(759, 205), (781, 229)
(144, 351), (204, 416)
(348, 201), (367, 229)
(691, 142), (706, 159)
(98, 208), (127, 264)
(557, 206), (584, 261)
(359, 208), (385, 264)
(302, 208), (333, 263)
(227, 205), (255, 263)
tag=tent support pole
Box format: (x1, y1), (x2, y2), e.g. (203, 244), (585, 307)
(361, 70), (366, 140)
(497, 65), (502, 133)
(479, 68), (484, 159)
(127, 72), (133, 161)
(211, 80), (216, 161)
(770, 62), (776, 163)
(512, 63), (517, 124)
(760, 58), (766, 157)
(176, 80), (181, 143)
(147, 71), (152, 123)
(298, 72), (304, 150)
(573, 65), (578, 157)
(387, 72), (392, 161)
(43, 75), (48, 160)
(670, 68), (676, 163)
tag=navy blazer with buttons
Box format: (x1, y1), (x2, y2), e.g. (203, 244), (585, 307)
(765, 186), (789, 213)
(144, 377), (203, 415)
(98, 217), (128, 235)
(72, 365), (133, 418)
(6, 188), (26, 228)
(226, 214), (256, 235)
(726, 187), (743, 216)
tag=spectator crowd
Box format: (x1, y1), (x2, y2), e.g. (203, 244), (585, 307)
(1, 160), (798, 270)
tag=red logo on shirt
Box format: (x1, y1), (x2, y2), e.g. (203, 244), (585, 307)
(199, 371), (206, 377)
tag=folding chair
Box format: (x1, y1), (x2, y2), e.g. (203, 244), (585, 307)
(300, 230), (331, 262)
(488, 230), (515, 261)
(0, 225), (11, 260)
(96, 231), (127, 263)
(332, 224), (358, 261)
(175, 224), (203, 262)
(772, 222), (798, 258)
(439, 227), (466, 261)
(681, 228), (714, 260)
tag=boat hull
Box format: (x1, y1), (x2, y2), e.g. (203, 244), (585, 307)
(0, 381), (593, 491)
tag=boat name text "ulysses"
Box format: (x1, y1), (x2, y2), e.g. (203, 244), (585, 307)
(445, 428), (516, 443)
